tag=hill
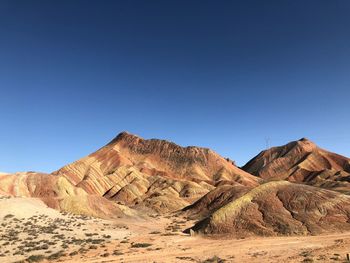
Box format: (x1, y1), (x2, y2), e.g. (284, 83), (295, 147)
(187, 181), (350, 237)
(242, 138), (350, 194)
(0, 172), (136, 218)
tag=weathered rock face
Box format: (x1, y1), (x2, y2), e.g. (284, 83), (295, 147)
(53, 132), (260, 212)
(242, 138), (350, 194)
(188, 181), (350, 237)
(0, 172), (136, 218)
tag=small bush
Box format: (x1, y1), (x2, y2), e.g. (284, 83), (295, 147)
(47, 251), (65, 260)
(40, 244), (49, 250)
(4, 214), (15, 219)
(202, 255), (225, 263)
(149, 231), (161, 234)
(69, 251), (78, 256)
(131, 243), (152, 248)
(26, 255), (45, 262)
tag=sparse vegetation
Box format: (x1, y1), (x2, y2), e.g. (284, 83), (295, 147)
(4, 214), (15, 219)
(300, 251), (312, 257)
(26, 254), (45, 262)
(113, 250), (124, 256)
(149, 231), (161, 234)
(131, 243), (152, 248)
(0, 210), (117, 263)
(302, 258), (314, 262)
(176, 256), (196, 261)
(47, 250), (66, 260)
(69, 251), (78, 256)
(201, 255), (225, 263)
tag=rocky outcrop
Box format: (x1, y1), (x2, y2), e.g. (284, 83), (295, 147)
(242, 138), (350, 194)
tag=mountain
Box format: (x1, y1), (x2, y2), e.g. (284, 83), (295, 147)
(53, 132), (260, 212)
(186, 181), (350, 237)
(1, 132), (350, 240)
(242, 138), (350, 194)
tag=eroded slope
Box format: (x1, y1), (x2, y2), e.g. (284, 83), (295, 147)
(189, 181), (350, 237)
(0, 172), (136, 218)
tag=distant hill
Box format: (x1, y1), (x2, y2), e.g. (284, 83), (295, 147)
(242, 138), (350, 194)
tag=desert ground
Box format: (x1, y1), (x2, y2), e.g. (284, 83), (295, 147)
(1, 196), (350, 263)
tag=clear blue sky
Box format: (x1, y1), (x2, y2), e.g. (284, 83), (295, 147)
(1, 0), (350, 173)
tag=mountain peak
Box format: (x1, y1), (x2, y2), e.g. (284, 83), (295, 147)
(295, 137), (317, 150)
(109, 131), (141, 145)
(297, 137), (315, 144)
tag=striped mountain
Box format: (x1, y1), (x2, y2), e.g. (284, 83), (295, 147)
(53, 132), (260, 212)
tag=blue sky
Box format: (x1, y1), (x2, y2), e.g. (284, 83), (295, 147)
(1, 0), (350, 173)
